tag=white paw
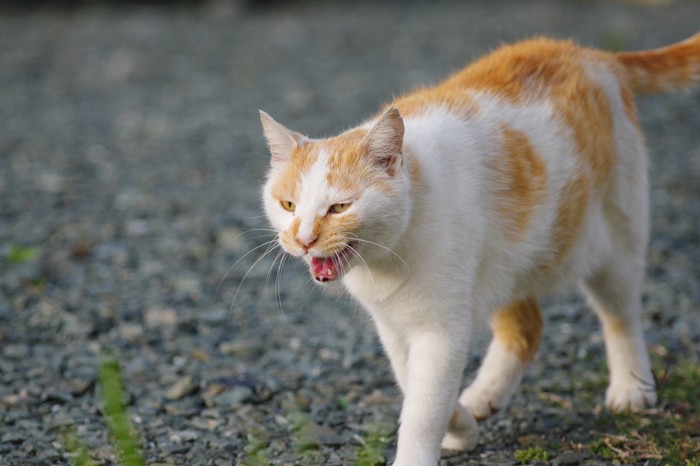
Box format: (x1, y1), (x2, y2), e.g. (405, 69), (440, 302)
(441, 404), (479, 451)
(605, 377), (657, 412)
(459, 383), (508, 421)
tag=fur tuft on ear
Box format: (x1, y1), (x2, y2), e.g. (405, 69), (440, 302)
(259, 110), (306, 165)
(363, 107), (405, 176)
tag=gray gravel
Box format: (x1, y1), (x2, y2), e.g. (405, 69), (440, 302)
(1, 1), (699, 465)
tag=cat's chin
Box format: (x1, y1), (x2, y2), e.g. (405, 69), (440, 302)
(308, 241), (358, 283)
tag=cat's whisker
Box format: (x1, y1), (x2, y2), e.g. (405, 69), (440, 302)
(347, 234), (409, 270)
(246, 233), (279, 242)
(222, 227), (278, 250)
(346, 244), (375, 285)
(227, 239), (281, 320)
(265, 248), (286, 293)
(228, 239), (279, 303)
(273, 255), (283, 316)
(331, 255), (342, 281)
(338, 253), (350, 278)
(275, 252), (292, 318)
(216, 237), (279, 295)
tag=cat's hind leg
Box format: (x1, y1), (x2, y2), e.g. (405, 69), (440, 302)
(582, 258), (656, 411)
(449, 298), (543, 433)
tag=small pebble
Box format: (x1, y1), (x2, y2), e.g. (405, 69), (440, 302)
(164, 376), (199, 400)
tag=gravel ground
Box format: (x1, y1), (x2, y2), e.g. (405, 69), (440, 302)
(1, 1), (699, 465)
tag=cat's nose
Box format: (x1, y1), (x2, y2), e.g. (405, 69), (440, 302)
(296, 233), (318, 252)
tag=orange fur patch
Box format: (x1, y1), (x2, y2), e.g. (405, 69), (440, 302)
(544, 172), (590, 270)
(554, 70), (615, 189)
(492, 298), (543, 362)
(314, 212), (360, 253)
(269, 143), (320, 201)
(446, 38), (584, 104)
(325, 131), (397, 196)
(488, 125), (548, 241)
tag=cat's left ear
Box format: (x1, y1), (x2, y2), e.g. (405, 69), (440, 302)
(259, 110), (307, 165)
(363, 107), (404, 176)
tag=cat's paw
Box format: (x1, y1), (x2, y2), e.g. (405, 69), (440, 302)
(605, 377), (657, 412)
(441, 404), (479, 451)
(458, 383), (508, 421)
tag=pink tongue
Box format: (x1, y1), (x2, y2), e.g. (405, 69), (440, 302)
(311, 256), (337, 281)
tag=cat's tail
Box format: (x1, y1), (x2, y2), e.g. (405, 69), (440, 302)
(615, 32), (700, 95)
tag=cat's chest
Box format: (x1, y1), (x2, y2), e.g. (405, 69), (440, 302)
(343, 266), (408, 308)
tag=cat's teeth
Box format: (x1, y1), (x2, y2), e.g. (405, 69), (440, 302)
(327, 269), (334, 276)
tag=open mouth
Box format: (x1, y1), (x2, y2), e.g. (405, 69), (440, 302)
(309, 241), (358, 282)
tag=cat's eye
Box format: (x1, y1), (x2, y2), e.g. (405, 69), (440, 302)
(280, 200), (296, 212)
(329, 203), (351, 214)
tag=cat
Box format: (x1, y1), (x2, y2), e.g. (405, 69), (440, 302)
(259, 33), (700, 466)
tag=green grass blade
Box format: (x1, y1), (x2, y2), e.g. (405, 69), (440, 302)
(98, 350), (148, 466)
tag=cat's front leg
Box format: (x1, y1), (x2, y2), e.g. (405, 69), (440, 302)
(392, 330), (477, 466)
(374, 318), (409, 392)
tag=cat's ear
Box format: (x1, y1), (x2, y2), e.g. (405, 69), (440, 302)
(259, 110), (306, 165)
(363, 107), (404, 176)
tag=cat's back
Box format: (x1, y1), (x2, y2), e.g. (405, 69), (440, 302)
(445, 38), (613, 100)
(390, 38), (623, 115)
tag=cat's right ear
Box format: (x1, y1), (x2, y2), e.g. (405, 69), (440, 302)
(363, 107), (405, 177)
(259, 110), (306, 165)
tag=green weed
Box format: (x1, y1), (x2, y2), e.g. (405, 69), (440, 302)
(514, 446), (549, 463)
(354, 419), (395, 466)
(7, 245), (38, 263)
(291, 415), (321, 465)
(63, 350), (147, 466)
(97, 351), (148, 466)
(242, 428), (270, 466)
(62, 430), (97, 466)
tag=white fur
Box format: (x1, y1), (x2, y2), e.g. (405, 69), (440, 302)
(263, 69), (657, 466)
(295, 149), (330, 245)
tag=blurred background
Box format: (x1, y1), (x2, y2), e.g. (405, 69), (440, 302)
(1, 1), (699, 465)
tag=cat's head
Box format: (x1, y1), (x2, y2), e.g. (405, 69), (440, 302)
(260, 108), (411, 283)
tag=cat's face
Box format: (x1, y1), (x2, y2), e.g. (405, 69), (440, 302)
(261, 108), (410, 282)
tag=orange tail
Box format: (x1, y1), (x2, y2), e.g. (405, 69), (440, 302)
(615, 32), (700, 94)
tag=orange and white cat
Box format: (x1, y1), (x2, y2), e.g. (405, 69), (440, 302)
(260, 34), (700, 466)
